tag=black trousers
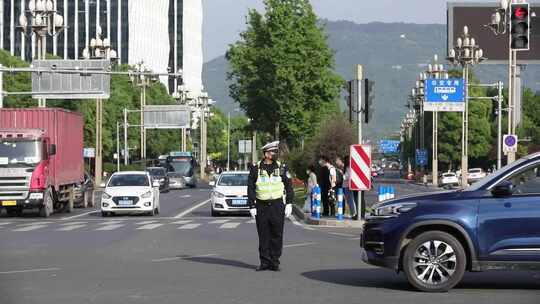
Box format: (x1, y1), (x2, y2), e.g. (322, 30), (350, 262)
(256, 200), (285, 268)
(320, 187), (335, 216)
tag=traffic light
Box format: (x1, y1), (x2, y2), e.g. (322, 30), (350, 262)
(510, 3), (530, 51)
(364, 78), (374, 123)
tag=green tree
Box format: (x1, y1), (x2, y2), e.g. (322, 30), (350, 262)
(226, 0), (343, 147)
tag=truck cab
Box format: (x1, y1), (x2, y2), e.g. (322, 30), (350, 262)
(0, 129), (55, 216)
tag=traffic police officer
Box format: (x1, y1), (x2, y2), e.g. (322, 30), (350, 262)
(248, 141), (294, 271)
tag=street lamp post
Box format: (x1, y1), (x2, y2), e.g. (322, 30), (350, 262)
(425, 55), (449, 186)
(18, 0), (65, 108)
(129, 62), (154, 161)
(82, 25), (117, 187)
(447, 25), (485, 187)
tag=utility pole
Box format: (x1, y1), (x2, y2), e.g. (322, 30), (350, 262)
(116, 121), (120, 172)
(227, 112), (231, 171)
(124, 108), (129, 166)
(95, 98), (103, 186)
(497, 81), (503, 170)
(0, 64), (3, 108)
(356, 64), (364, 221)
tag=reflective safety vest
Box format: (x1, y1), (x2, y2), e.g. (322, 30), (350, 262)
(255, 161), (285, 201)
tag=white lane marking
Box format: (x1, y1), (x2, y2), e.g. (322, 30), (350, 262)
(59, 221), (87, 226)
(288, 216), (314, 231)
(245, 219), (256, 224)
(0, 222), (13, 226)
(61, 210), (99, 220)
(151, 253), (218, 263)
(219, 222), (240, 229)
(283, 242), (317, 248)
(178, 223), (201, 230)
(349, 237), (361, 241)
(97, 221), (124, 225)
(136, 220), (157, 225)
(56, 224), (87, 231)
(209, 219), (229, 224)
(15, 221), (51, 226)
(95, 224), (124, 231)
(0, 267), (61, 275)
(328, 232), (357, 237)
(180, 194), (191, 198)
(12, 225), (48, 232)
(170, 220), (193, 224)
(173, 199), (211, 219)
(136, 223), (163, 230)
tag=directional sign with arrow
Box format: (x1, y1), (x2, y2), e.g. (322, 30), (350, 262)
(424, 78), (465, 112)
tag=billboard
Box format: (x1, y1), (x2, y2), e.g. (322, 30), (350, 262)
(448, 2), (540, 64)
(143, 105), (191, 129)
(31, 60), (111, 99)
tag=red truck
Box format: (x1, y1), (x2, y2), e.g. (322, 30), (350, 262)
(0, 108), (84, 217)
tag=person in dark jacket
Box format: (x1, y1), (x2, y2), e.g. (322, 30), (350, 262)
(248, 141), (294, 271)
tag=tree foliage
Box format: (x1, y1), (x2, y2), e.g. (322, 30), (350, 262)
(226, 0), (343, 147)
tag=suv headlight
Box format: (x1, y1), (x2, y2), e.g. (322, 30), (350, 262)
(141, 191), (152, 199)
(373, 202), (417, 217)
(213, 191), (225, 198)
(102, 192), (112, 200)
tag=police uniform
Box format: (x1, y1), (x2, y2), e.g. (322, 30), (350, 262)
(248, 142), (294, 271)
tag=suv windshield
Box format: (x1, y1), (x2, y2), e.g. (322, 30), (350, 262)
(108, 174), (149, 187)
(466, 158), (528, 191)
(218, 174), (249, 186)
(0, 140), (42, 166)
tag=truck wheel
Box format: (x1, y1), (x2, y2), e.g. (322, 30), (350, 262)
(403, 231), (466, 292)
(39, 190), (54, 218)
(6, 208), (22, 217)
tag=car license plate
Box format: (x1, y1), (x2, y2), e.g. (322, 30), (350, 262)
(118, 200), (132, 206)
(231, 199), (247, 206)
(2, 201), (17, 206)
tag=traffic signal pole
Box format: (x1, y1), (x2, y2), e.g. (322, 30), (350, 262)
(356, 65), (364, 221)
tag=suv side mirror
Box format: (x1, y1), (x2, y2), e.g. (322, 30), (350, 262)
(491, 180), (514, 197)
(49, 144), (57, 156)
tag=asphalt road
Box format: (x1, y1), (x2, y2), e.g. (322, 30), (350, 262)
(0, 180), (539, 304)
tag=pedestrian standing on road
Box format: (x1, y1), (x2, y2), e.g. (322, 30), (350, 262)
(340, 156), (357, 218)
(318, 156), (332, 216)
(303, 165), (317, 213)
(248, 141), (294, 272)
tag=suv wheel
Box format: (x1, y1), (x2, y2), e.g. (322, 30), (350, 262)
(403, 231), (466, 292)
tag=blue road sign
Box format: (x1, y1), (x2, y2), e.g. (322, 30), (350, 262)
(379, 140), (400, 154)
(424, 78), (465, 112)
(416, 149), (428, 167)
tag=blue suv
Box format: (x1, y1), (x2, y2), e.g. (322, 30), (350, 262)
(361, 152), (540, 292)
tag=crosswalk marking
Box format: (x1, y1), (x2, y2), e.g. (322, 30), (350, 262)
(178, 223), (201, 230)
(16, 221), (51, 226)
(0, 222), (13, 226)
(136, 220), (157, 225)
(209, 219), (229, 224)
(56, 224), (87, 231)
(219, 222), (240, 229)
(245, 219), (255, 224)
(136, 223), (163, 230)
(170, 220), (193, 225)
(95, 224), (124, 231)
(12, 224), (49, 232)
(60, 221), (87, 226)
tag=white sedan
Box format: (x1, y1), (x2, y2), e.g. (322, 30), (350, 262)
(210, 171), (250, 216)
(467, 168), (486, 183)
(101, 171), (160, 217)
(440, 172), (459, 187)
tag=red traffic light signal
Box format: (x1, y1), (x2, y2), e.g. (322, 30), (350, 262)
(513, 6), (528, 19)
(510, 3), (530, 51)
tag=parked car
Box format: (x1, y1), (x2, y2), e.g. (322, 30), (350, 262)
(209, 171), (250, 216)
(146, 167), (170, 193)
(439, 172), (459, 188)
(468, 168), (486, 183)
(361, 152), (540, 292)
(100, 171), (160, 217)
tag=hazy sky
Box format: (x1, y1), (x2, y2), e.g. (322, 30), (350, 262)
(202, 0), (492, 61)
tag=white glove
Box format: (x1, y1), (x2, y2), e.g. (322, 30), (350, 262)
(284, 204), (293, 218)
(249, 208), (257, 218)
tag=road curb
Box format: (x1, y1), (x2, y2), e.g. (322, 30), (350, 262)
(292, 205), (363, 228)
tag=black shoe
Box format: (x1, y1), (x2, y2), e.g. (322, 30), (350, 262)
(269, 265), (280, 272)
(255, 265), (270, 272)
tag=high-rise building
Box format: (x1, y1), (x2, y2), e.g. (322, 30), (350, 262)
(0, 0), (202, 93)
